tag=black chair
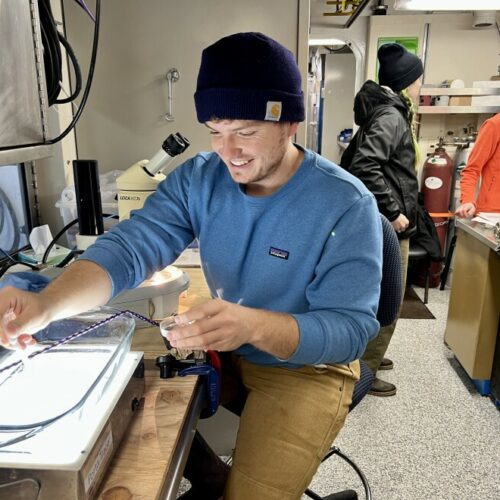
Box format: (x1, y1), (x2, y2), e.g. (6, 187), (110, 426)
(408, 242), (431, 304)
(305, 214), (402, 500)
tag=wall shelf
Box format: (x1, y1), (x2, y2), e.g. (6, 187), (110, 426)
(418, 86), (500, 114)
(419, 105), (500, 114)
(420, 87), (500, 96)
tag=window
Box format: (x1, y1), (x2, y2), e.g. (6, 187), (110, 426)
(0, 165), (32, 260)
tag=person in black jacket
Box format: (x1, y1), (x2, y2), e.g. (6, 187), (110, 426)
(340, 43), (423, 396)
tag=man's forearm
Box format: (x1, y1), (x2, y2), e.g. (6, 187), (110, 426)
(250, 310), (300, 360)
(40, 260), (113, 323)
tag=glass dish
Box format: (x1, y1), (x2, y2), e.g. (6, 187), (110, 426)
(0, 308), (135, 448)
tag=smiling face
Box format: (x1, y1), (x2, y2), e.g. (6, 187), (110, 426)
(206, 119), (301, 196)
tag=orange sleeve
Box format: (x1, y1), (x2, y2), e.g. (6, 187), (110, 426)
(460, 119), (499, 205)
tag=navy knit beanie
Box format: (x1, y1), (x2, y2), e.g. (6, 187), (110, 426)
(378, 43), (423, 92)
(194, 32), (305, 123)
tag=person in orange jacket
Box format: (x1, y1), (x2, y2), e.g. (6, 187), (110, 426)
(456, 113), (500, 218)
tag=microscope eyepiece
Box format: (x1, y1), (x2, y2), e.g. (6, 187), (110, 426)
(144, 132), (190, 177)
(162, 132), (190, 157)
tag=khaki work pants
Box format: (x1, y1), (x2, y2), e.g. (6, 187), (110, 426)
(219, 354), (359, 500)
(362, 237), (410, 373)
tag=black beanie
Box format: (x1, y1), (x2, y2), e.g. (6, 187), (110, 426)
(378, 43), (423, 92)
(194, 32), (305, 123)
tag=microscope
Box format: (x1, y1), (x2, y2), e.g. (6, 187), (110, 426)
(117, 132), (190, 220)
(50, 133), (191, 319)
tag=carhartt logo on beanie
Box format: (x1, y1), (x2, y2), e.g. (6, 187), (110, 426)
(378, 43), (423, 92)
(194, 32), (305, 123)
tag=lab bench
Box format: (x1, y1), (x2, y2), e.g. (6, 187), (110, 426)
(97, 354), (203, 500)
(98, 267), (210, 499)
(444, 219), (500, 395)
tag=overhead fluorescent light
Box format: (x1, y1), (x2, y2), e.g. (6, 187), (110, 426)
(394, 0), (500, 10)
(308, 38), (346, 46)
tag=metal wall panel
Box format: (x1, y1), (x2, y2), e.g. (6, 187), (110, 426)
(0, 0), (50, 163)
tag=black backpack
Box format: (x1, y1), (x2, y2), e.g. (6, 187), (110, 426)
(410, 193), (443, 262)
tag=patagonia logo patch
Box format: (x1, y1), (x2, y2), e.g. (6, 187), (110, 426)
(265, 101), (282, 121)
(269, 247), (289, 260)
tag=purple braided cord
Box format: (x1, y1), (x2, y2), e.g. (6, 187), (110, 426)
(0, 311), (159, 375)
(75, 0), (96, 22)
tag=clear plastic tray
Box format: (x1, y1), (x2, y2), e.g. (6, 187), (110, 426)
(0, 308), (135, 446)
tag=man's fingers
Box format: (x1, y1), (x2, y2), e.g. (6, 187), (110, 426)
(17, 334), (36, 350)
(2, 316), (46, 343)
(175, 299), (224, 325)
(4, 319), (28, 338)
(0, 323), (22, 350)
(168, 315), (220, 342)
(0, 323), (32, 349)
(4, 319), (20, 336)
(167, 299), (248, 351)
(170, 328), (222, 351)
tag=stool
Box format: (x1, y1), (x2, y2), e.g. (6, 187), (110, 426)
(408, 242), (431, 304)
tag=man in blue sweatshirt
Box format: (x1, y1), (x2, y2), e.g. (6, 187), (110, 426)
(0, 33), (382, 500)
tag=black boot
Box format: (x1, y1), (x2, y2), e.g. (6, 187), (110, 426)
(178, 431), (230, 500)
(368, 377), (396, 397)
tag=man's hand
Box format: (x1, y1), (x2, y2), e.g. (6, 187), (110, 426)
(165, 299), (299, 359)
(391, 213), (410, 234)
(0, 261), (113, 351)
(455, 202), (476, 218)
(0, 287), (53, 349)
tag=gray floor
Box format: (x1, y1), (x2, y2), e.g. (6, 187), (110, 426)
(305, 287), (500, 500)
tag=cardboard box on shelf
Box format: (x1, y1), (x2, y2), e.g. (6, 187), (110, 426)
(449, 96), (472, 106)
(471, 81), (500, 106)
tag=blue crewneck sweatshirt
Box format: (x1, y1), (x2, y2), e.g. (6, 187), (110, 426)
(81, 148), (382, 367)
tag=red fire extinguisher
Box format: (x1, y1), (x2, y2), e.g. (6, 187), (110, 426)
(420, 140), (454, 287)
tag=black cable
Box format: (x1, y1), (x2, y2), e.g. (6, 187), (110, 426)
(0, 264), (12, 280)
(46, 0), (100, 144)
(0, 260), (41, 280)
(0, 242), (40, 278)
(41, 211), (117, 265)
(38, 0), (63, 105)
(0, 246), (42, 280)
(56, 249), (83, 268)
(0, 248), (18, 267)
(55, 251), (75, 268)
(39, 0), (83, 105)
(0, 264), (11, 278)
(55, 31), (82, 104)
(42, 218), (79, 264)
(0, 0), (101, 151)
(0, 247), (42, 272)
